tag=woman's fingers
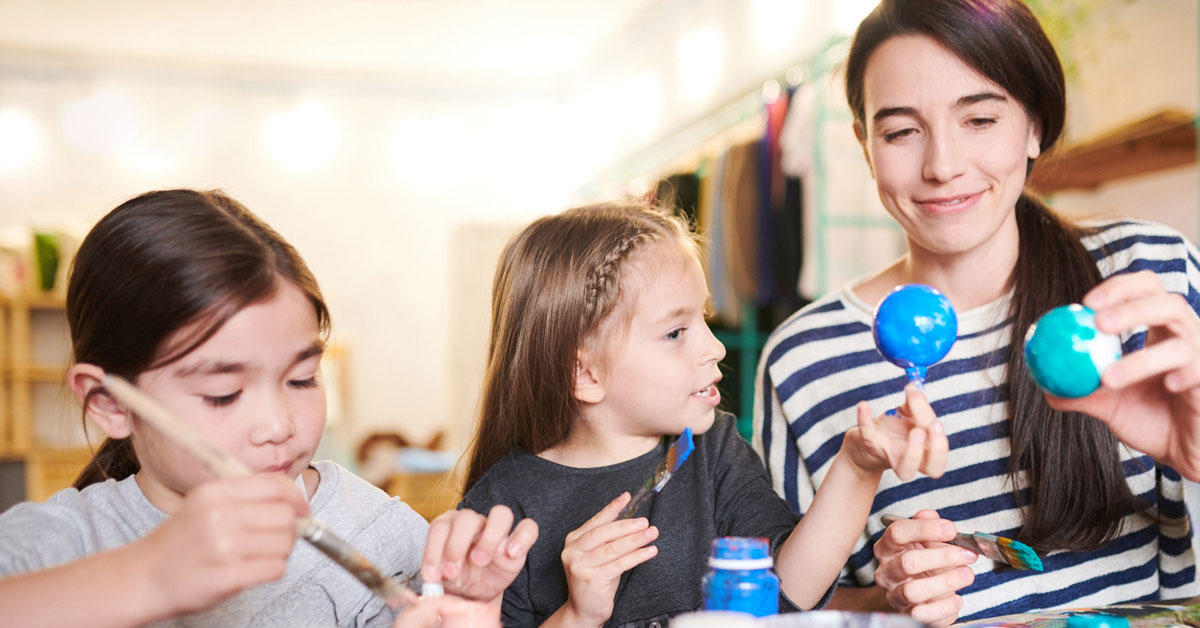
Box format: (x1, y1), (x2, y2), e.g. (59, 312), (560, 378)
(875, 545), (976, 587)
(885, 565), (975, 609)
(1083, 270), (1165, 311)
(909, 593), (965, 628)
(1102, 336), (1198, 389)
(877, 514), (957, 554)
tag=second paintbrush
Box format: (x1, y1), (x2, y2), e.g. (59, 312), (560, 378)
(881, 514), (1043, 571)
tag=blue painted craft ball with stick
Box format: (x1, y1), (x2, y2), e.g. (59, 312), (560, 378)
(1024, 304), (1123, 399)
(873, 284), (958, 384)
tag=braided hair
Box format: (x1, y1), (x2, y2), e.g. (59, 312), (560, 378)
(464, 199), (697, 492)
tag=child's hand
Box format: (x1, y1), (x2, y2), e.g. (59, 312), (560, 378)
(136, 474), (308, 617)
(392, 593), (501, 628)
(843, 384), (948, 481)
(558, 492), (658, 626)
(422, 505), (538, 604)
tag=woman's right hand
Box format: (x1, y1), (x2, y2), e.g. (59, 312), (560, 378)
(556, 492), (658, 626)
(873, 510), (977, 627)
(134, 474), (308, 618)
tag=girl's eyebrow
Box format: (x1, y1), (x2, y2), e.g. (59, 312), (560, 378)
(175, 340), (326, 377)
(871, 92), (1009, 125)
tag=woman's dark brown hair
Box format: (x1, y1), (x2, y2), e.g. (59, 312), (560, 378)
(463, 200), (697, 493)
(845, 0), (1143, 551)
(69, 189), (329, 489)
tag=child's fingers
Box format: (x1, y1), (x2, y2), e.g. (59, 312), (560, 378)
(856, 401), (877, 442)
(900, 383), (936, 428)
(422, 509), (483, 582)
(569, 517), (651, 554)
(464, 505), (515, 567)
(921, 421), (949, 479)
(896, 426), (926, 481)
(503, 517), (539, 562)
(564, 493), (631, 545)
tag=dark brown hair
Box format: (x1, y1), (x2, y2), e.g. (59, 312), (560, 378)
(845, 0), (1144, 551)
(69, 189), (329, 489)
(463, 200), (697, 492)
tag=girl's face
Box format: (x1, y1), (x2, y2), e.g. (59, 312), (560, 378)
(590, 241), (726, 438)
(858, 34), (1041, 261)
(132, 281), (327, 510)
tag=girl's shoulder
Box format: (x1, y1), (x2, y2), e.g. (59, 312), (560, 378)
(0, 476), (152, 574)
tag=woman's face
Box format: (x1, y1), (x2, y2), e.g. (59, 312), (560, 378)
(858, 34), (1042, 261)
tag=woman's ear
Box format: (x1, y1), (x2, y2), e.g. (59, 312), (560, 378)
(1026, 119), (1043, 160)
(67, 363), (133, 439)
(572, 350), (606, 404)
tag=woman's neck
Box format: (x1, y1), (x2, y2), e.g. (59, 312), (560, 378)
(856, 221), (1019, 311)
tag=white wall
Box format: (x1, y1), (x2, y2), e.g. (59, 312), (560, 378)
(0, 58), (585, 448)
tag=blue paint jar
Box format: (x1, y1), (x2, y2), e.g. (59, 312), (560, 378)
(702, 537), (779, 617)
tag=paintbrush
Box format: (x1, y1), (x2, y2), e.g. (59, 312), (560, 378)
(618, 427), (695, 520)
(103, 375), (419, 608)
(881, 514), (1043, 571)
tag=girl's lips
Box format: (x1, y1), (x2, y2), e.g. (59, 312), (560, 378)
(915, 190), (983, 214)
(691, 383), (721, 407)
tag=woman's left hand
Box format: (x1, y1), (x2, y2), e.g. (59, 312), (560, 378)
(1048, 270), (1200, 479)
(844, 384), (949, 481)
(421, 505), (539, 605)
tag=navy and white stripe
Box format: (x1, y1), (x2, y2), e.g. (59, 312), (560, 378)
(754, 220), (1200, 621)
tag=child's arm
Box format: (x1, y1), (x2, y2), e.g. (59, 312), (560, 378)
(0, 474), (307, 628)
(539, 492), (657, 628)
(421, 504), (538, 605)
(775, 384), (947, 609)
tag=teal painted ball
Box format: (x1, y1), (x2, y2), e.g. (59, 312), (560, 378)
(1065, 613), (1131, 628)
(1024, 305), (1123, 398)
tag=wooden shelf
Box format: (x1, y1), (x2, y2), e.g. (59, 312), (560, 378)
(1029, 109), (1198, 194)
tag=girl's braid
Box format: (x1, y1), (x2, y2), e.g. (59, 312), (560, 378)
(584, 230), (654, 327)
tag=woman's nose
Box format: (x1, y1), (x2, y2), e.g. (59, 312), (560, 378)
(922, 129), (966, 183)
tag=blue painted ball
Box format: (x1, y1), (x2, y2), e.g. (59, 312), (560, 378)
(873, 284), (958, 381)
(1024, 304), (1123, 398)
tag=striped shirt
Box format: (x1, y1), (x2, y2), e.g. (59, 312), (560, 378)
(754, 220), (1200, 621)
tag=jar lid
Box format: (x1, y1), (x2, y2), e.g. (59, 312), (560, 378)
(709, 536), (773, 568)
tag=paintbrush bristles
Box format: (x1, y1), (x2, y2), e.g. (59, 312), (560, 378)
(618, 428), (695, 520)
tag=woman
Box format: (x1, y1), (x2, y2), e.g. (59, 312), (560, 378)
(754, 0), (1200, 625)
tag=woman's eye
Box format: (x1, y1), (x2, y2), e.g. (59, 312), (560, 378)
(665, 328), (686, 341)
(202, 391), (241, 407)
(289, 376), (319, 390)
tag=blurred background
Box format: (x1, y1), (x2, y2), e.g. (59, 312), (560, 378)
(0, 0), (1195, 517)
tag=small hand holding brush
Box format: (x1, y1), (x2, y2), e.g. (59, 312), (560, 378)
(103, 375), (426, 608)
(881, 514), (1043, 571)
(618, 427), (695, 520)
